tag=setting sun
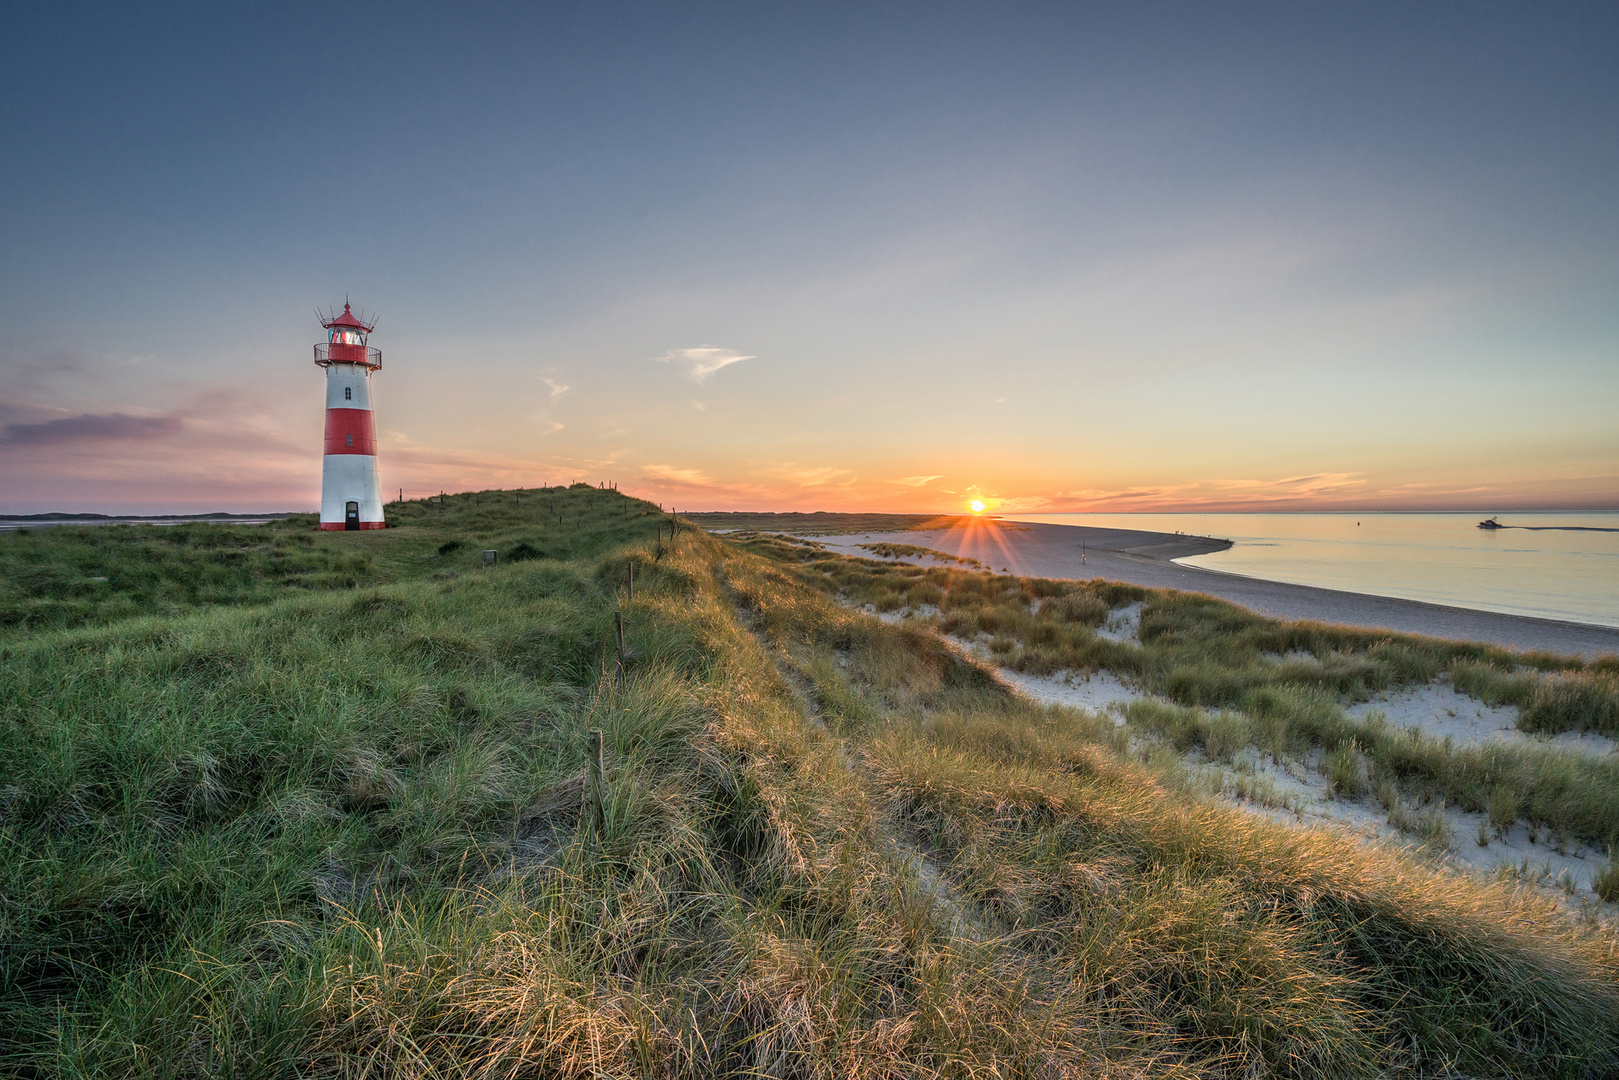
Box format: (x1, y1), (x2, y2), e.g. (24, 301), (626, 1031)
(970, 500), (985, 513)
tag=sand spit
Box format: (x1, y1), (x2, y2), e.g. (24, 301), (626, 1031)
(818, 521), (1619, 660)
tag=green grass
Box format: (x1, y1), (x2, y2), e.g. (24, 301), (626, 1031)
(0, 484), (667, 635)
(1597, 856), (1619, 904)
(0, 517), (371, 631)
(0, 494), (1616, 1076)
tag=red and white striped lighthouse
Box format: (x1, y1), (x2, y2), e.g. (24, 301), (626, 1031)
(314, 302), (385, 530)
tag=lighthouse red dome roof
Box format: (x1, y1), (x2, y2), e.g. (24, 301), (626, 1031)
(321, 302), (375, 332)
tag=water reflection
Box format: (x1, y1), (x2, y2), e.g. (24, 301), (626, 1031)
(1005, 512), (1619, 629)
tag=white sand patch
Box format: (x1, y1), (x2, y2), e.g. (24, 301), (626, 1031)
(1349, 679), (1617, 756)
(942, 631), (995, 665)
(1446, 813), (1606, 888)
(1348, 681), (1521, 744)
(1193, 749), (1392, 836)
(1192, 748), (1614, 906)
(868, 603), (941, 625)
(999, 667), (1147, 715)
(1095, 602), (1142, 645)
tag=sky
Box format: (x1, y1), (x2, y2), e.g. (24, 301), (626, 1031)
(2, 1), (1616, 515)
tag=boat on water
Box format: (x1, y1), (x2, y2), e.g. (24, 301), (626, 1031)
(1478, 517), (1504, 529)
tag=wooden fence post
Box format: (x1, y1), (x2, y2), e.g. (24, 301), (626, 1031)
(614, 611), (626, 688)
(586, 729), (605, 839)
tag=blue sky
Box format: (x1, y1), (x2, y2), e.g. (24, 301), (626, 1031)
(2, 2), (1615, 512)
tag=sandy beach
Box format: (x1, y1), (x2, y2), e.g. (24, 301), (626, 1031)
(816, 518), (1619, 660)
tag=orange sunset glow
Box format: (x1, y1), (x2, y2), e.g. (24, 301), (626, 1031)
(0, 7), (1612, 520)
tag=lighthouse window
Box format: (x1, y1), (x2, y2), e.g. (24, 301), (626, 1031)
(346, 433), (354, 447)
(344, 387), (352, 400)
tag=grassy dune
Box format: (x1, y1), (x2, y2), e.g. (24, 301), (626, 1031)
(1, 498), (1617, 1076)
(682, 511), (976, 535)
(746, 533), (1619, 851)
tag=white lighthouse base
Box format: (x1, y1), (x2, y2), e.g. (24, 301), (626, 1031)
(320, 453), (386, 530)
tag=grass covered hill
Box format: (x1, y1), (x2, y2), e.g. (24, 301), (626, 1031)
(1, 490), (1617, 1077)
(681, 511), (976, 535)
(0, 485), (649, 634)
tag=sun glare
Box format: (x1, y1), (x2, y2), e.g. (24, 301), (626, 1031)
(970, 500), (985, 513)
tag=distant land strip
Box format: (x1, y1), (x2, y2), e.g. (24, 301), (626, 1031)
(0, 511), (297, 522)
(0, 512), (297, 532)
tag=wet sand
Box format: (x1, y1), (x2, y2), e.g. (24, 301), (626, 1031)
(817, 518), (1619, 660)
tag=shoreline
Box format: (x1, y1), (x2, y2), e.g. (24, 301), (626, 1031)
(1164, 554), (1619, 634)
(810, 519), (1619, 660)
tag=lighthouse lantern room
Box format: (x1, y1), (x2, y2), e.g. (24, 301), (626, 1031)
(314, 302), (385, 530)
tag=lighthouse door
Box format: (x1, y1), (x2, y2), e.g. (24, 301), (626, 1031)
(344, 501), (359, 530)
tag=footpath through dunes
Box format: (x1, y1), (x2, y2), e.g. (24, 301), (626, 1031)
(3, 491), (1619, 1076)
(805, 517), (1619, 660)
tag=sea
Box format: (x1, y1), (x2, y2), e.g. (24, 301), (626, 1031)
(1003, 512), (1619, 630)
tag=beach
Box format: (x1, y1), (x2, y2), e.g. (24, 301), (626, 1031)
(815, 518), (1619, 660)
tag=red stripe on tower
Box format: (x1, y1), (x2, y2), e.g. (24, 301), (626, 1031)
(324, 409), (378, 455)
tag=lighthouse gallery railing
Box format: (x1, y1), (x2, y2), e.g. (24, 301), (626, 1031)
(313, 344), (383, 370)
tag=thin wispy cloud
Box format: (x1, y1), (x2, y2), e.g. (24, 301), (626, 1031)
(764, 462), (856, 488)
(895, 475), (943, 487)
(654, 347), (756, 384)
(1218, 473), (1365, 499)
(542, 377), (570, 400)
(641, 463), (714, 486)
(987, 495), (1052, 512)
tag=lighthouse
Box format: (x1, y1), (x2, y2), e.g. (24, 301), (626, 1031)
(314, 302), (385, 530)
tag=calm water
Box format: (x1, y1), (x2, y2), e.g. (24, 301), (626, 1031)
(1005, 512), (1619, 629)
